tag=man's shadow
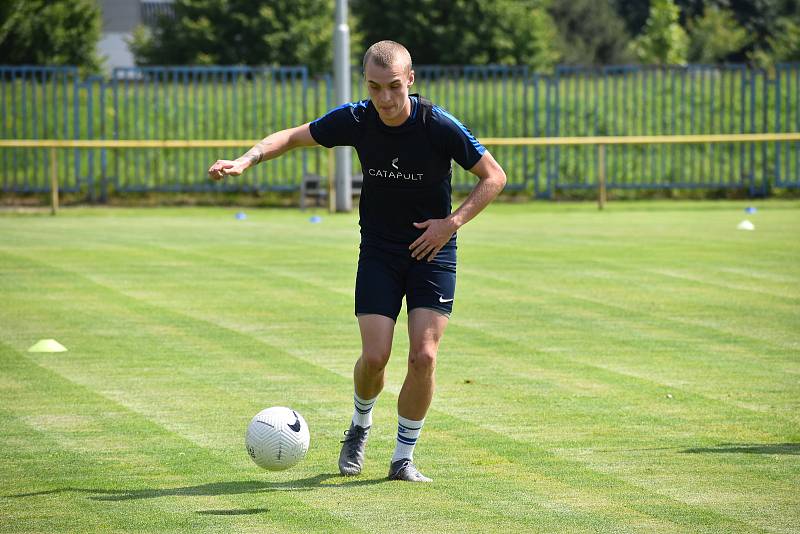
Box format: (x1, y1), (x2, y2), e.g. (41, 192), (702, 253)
(681, 443), (800, 455)
(8, 473), (388, 502)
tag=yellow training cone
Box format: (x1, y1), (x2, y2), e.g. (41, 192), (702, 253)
(28, 339), (68, 353)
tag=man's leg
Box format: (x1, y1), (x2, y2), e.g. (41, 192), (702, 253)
(339, 313), (395, 476)
(354, 314), (395, 400)
(389, 308), (448, 482)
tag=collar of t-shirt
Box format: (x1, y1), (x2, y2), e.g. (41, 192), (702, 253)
(375, 96), (418, 129)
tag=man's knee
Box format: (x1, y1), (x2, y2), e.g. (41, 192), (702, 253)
(361, 349), (391, 374)
(408, 347), (437, 375)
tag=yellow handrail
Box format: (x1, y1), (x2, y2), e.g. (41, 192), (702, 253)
(1, 132), (799, 149)
(3, 133), (798, 214)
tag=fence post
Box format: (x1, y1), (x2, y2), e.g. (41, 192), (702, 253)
(85, 77), (95, 202)
(50, 147), (58, 215)
(597, 144), (607, 210)
(100, 75), (108, 203)
(544, 75), (554, 198)
(72, 68), (80, 201)
(761, 72), (771, 196)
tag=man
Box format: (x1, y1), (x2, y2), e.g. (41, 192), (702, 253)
(208, 40), (506, 482)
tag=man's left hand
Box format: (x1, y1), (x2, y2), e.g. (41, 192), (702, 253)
(409, 218), (458, 261)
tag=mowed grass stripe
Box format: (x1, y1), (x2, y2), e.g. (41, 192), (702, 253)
(0, 252), (643, 532)
(57, 222), (800, 414)
(437, 324), (798, 531)
(0, 344), (354, 534)
(19, 235), (792, 438)
(0, 257), (385, 533)
(0, 241), (767, 530)
(466, 270), (797, 410)
(51, 242), (781, 530)
(121, 238), (799, 447)
(460, 202), (800, 292)
(0, 250), (352, 451)
(0, 251), (665, 532)
(0, 203), (791, 532)
(440, 318), (797, 445)
(1, 410), (185, 534)
(457, 270), (798, 400)
(0, 347), (192, 533)
(446, 277), (800, 529)
(0, 296), (741, 532)
(459, 263), (796, 363)
(456, 265), (800, 423)
(459, 256), (798, 353)
(642, 267), (799, 300)
(0, 262), (684, 528)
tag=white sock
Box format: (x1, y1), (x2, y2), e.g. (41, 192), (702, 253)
(352, 392), (377, 428)
(392, 415), (424, 463)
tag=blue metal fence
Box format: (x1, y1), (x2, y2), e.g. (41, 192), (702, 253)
(774, 63), (800, 188)
(1, 66), (82, 194)
(1, 64), (798, 198)
(548, 65), (765, 196)
(411, 65), (535, 193)
(108, 66), (310, 194)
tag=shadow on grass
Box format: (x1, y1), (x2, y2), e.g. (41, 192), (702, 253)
(681, 443), (800, 455)
(8, 473), (388, 501)
(196, 508), (269, 515)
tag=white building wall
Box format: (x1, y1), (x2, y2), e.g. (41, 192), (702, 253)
(97, 0), (173, 71)
(98, 32), (136, 71)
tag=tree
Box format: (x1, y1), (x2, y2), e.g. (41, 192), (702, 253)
(549, 0), (633, 65)
(130, 0), (334, 74)
(611, 0), (652, 36)
(749, 16), (800, 65)
(0, 0), (102, 73)
(767, 17), (800, 62)
(351, 0), (559, 71)
(630, 0), (689, 64)
(725, 0), (799, 45)
(687, 5), (751, 63)
(678, 0), (799, 62)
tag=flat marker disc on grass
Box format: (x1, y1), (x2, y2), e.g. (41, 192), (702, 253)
(28, 339), (68, 352)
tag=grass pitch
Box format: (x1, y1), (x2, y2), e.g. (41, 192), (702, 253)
(1, 200), (798, 533)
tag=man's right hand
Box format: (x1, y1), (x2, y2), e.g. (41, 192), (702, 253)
(208, 158), (249, 180)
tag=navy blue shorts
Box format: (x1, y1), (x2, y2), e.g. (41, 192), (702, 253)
(355, 235), (457, 321)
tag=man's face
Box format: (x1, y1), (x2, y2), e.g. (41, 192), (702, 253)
(365, 59), (415, 126)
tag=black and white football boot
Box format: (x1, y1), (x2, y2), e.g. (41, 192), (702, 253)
(388, 458), (432, 482)
(338, 422), (370, 476)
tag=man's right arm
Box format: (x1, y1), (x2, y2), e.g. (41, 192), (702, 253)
(208, 123), (318, 180)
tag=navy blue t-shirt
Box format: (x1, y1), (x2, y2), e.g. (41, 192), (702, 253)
(309, 96), (485, 244)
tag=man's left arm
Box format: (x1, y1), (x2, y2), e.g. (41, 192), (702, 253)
(410, 151), (506, 261)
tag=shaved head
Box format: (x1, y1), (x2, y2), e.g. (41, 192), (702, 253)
(363, 40), (413, 75)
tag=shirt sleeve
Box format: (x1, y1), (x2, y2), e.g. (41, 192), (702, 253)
(430, 105), (486, 170)
(308, 101), (366, 148)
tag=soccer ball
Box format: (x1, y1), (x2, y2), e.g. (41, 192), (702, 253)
(245, 407), (310, 471)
